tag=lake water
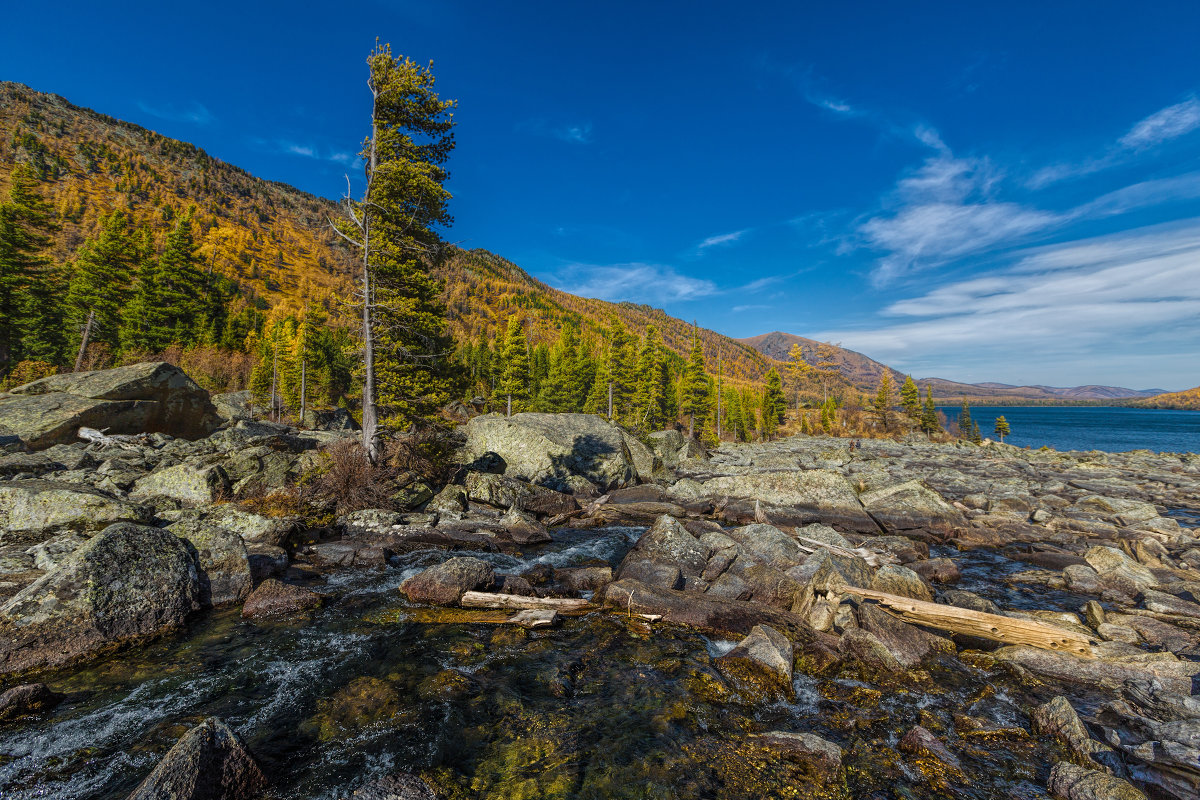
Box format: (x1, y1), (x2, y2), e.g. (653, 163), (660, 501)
(940, 406), (1200, 454)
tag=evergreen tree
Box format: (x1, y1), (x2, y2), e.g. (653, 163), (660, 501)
(498, 315), (529, 416)
(632, 325), (671, 430)
(679, 329), (709, 437)
(122, 213), (206, 353)
(958, 399), (973, 440)
(993, 415), (1011, 443)
(971, 419), (982, 444)
(762, 367), (786, 439)
(64, 210), (139, 354)
(900, 375), (921, 418)
(873, 372), (893, 431)
(920, 387), (941, 435)
(0, 164), (58, 372)
(537, 325), (579, 412)
(819, 396), (837, 433)
(608, 319), (636, 421)
(339, 43), (457, 458)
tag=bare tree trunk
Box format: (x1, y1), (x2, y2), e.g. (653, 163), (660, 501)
(506, 393), (512, 417)
(300, 357), (307, 427)
(361, 84), (381, 463)
(716, 349), (722, 440)
(270, 337), (279, 423)
(607, 382), (613, 420)
(73, 309), (95, 373)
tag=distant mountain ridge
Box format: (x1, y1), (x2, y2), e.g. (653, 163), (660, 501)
(739, 331), (1165, 404)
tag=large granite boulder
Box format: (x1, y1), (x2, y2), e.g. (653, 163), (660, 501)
(647, 429), (707, 468)
(0, 480), (152, 541)
(701, 470), (879, 533)
(0, 362), (220, 450)
(858, 480), (964, 538)
(461, 413), (660, 490)
(128, 717), (267, 800)
(131, 463), (232, 505)
(0, 523), (201, 675)
(166, 518), (254, 607)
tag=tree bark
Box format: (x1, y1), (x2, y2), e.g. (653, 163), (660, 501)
(460, 591), (590, 611)
(72, 309), (95, 373)
(361, 82), (381, 463)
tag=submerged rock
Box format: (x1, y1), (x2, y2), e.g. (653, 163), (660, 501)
(0, 523), (201, 676)
(0, 682), (63, 722)
(715, 624), (795, 701)
(898, 725), (961, 771)
(748, 730), (842, 776)
(128, 716), (267, 800)
(347, 773), (439, 800)
(241, 579), (323, 618)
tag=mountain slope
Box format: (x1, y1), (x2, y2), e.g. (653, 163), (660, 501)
(740, 331), (1163, 403)
(1133, 386), (1200, 410)
(0, 82), (785, 387)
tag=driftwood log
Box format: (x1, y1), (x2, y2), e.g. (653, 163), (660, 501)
(843, 586), (1096, 657)
(460, 591), (591, 612)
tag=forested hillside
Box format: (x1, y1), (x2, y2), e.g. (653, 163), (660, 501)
(1133, 386), (1200, 410)
(1, 82), (878, 441)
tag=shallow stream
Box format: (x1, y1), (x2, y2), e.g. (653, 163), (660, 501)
(0, 528), (1121, 799)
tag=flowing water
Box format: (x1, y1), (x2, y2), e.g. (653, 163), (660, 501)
(0, 528), (1117, 799)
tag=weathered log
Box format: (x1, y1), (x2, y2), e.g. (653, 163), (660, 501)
(842, 586), (1096, 656)
(509, 609), (559, 628)
(460, 591), (591, 611)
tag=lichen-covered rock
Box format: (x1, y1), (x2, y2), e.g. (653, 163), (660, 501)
(1074, 495), (1161, 526)
(131, 463), (231, 505)
(1046, 761), (1146, 800)
(463, 471), (579, 515)
(128, 716), (267, 800)
(725, 523), (809, 571)
(856, 602), (953, 668)
(701, 470), (879, 532)
(167, 518), (253, 606)
(399, 557), (496, 606)
(715, 623), (795, 700)
(619, 515), (709, 580)
(0, 361), (220, 450)
(647, 429), (708, 468)
(241, 579), (323, 618)
(0, 480), (152, 540)
(859, 480), (964, 538)
(461, 412), (658, 490)
(0, 523), (201, 676)
(870, 564), (933, 602)
(1084, 546), (1158, 592)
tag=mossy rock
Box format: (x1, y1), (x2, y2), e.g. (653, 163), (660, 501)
(302, 676), (401, 742)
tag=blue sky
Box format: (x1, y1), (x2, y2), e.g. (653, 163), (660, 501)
(4, 1), (1200, 389)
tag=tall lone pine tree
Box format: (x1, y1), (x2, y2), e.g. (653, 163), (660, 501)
(336, 42), (457, 461)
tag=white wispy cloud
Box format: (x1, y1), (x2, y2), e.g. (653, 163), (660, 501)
(732, 304), (771, 312)
(1031, 97), (1200, 187)
(856, 146), (1063, 285)
(697, 229), (747, 251)
(1120, 97), (1200, 149)
(516, 118), (593, 144)
(813, 220), (1200, 386)
(283, 142), (316, 158)
(555, 262), (719, 303)
(137, 100), (214, 125)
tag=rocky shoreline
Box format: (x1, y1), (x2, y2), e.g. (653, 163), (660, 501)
(1, 362), (1198, 799)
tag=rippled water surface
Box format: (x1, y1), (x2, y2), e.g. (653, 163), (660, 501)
(940, 405), (1200, 453)
(0, 529), (1082, 799)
